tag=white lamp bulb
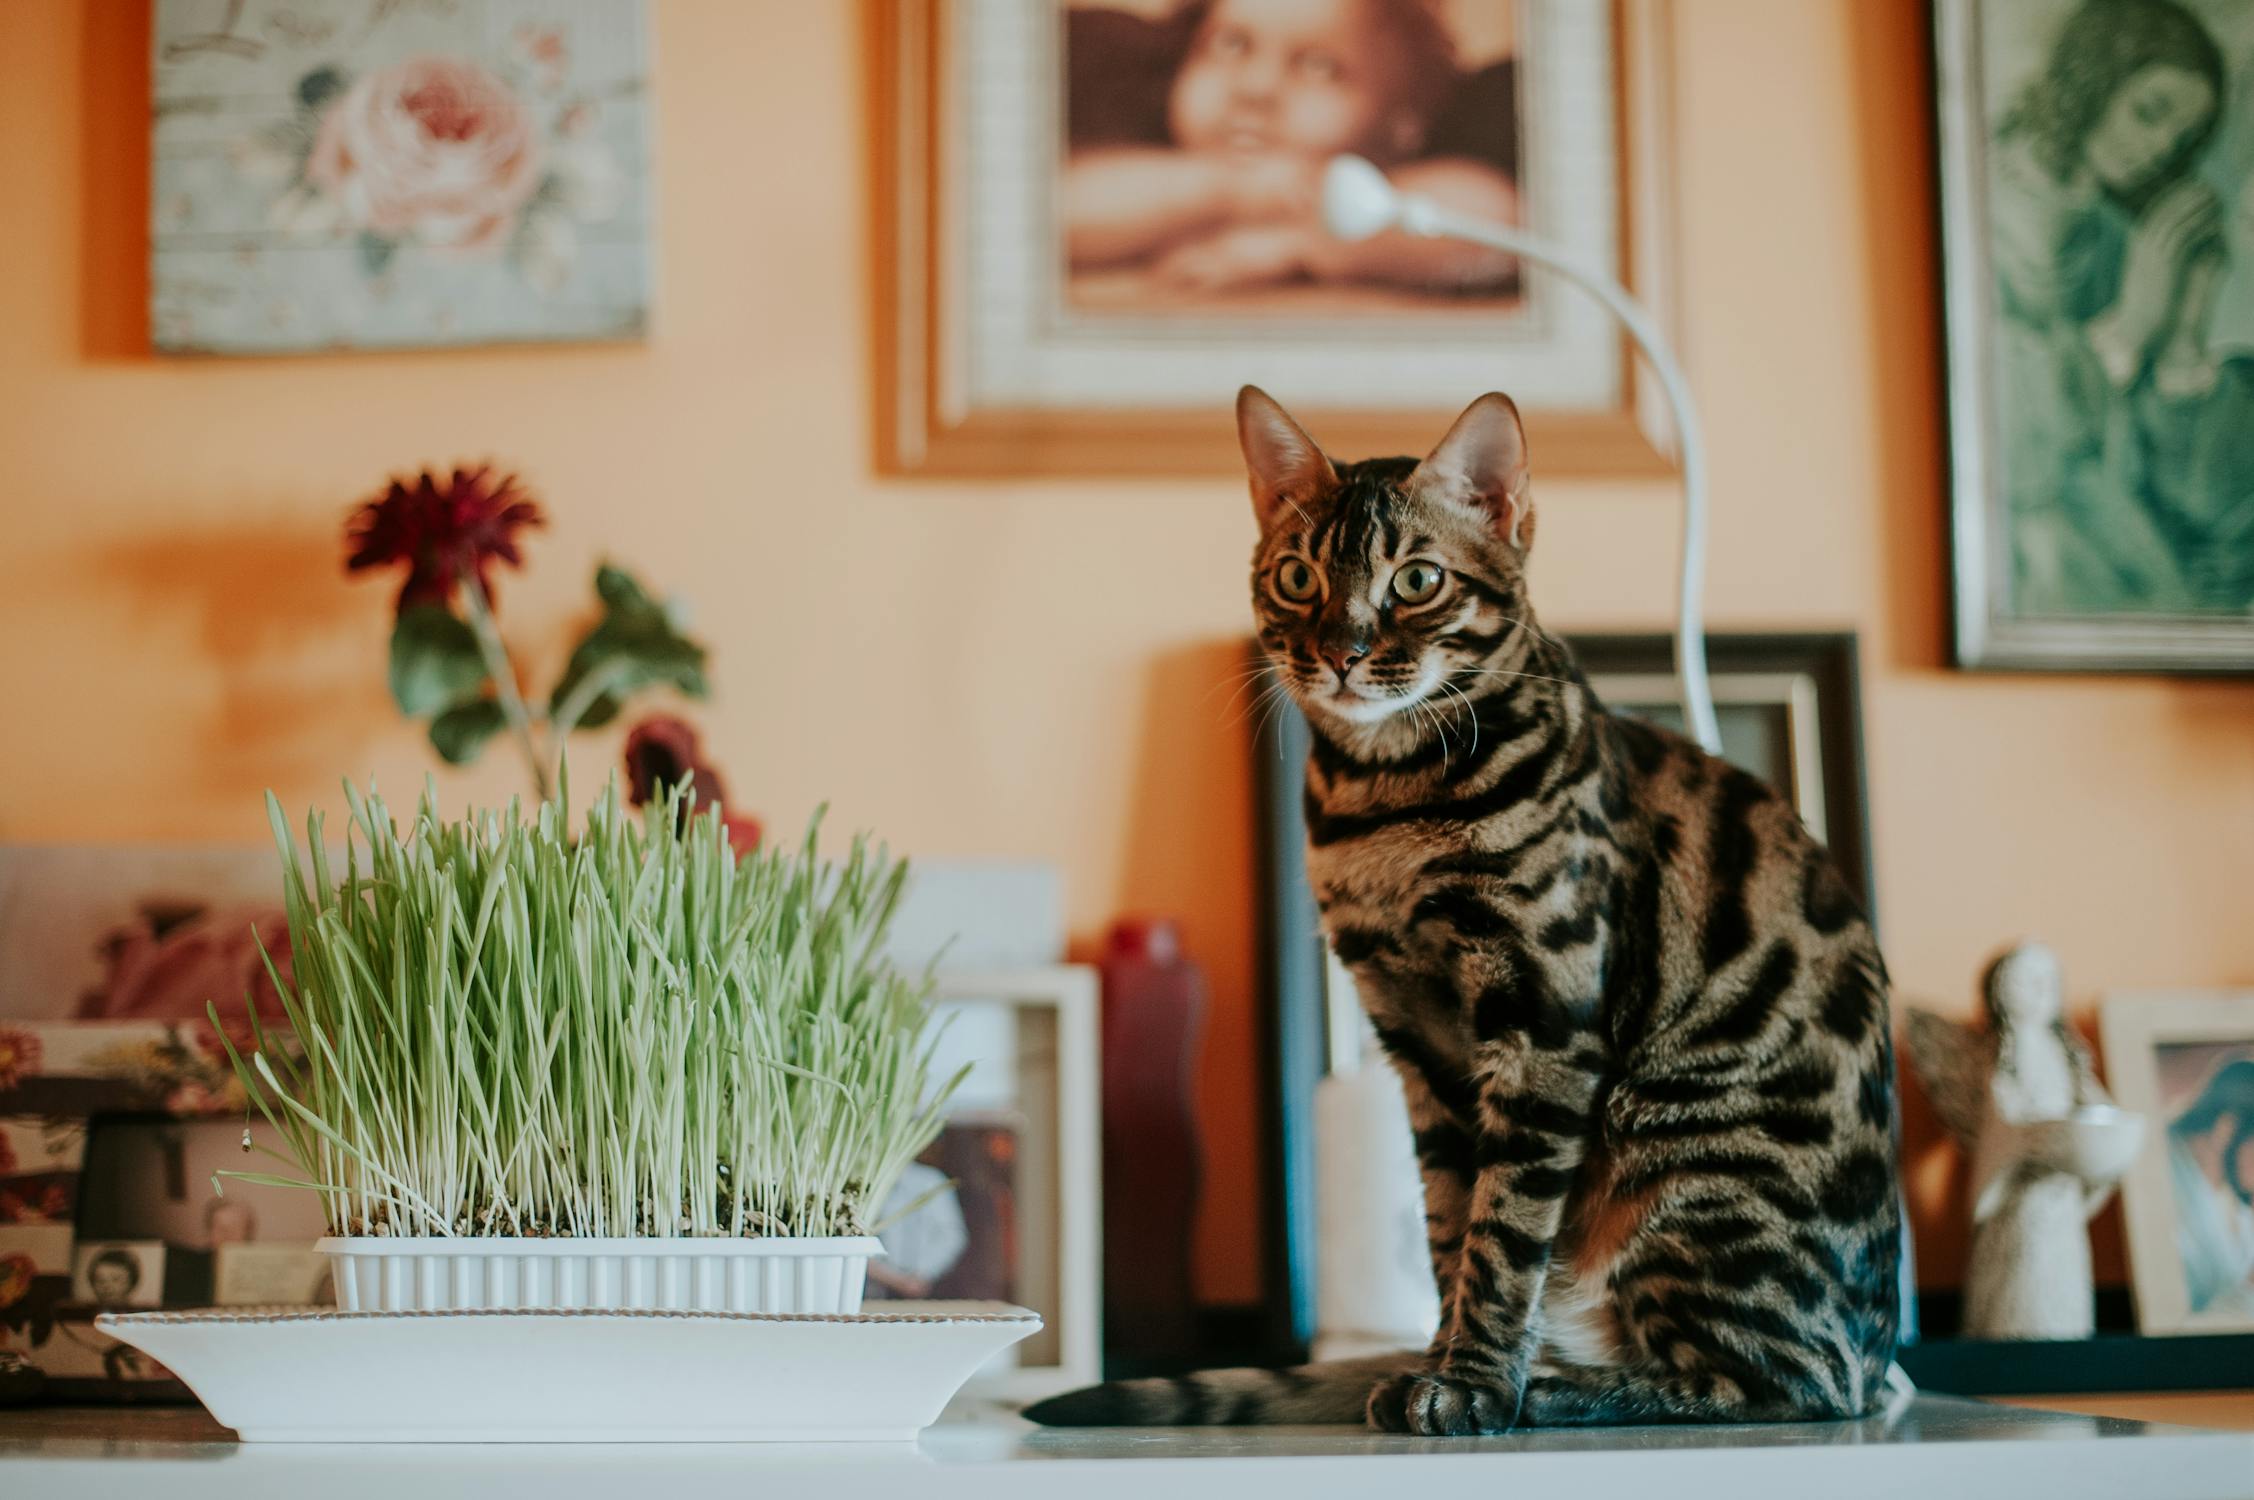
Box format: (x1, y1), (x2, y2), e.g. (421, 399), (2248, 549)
(1311, 152), (1722, 755)
(1322, 155), (1401, 242)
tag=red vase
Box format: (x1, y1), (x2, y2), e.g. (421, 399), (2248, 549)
(1098, 917), (1206, 1364)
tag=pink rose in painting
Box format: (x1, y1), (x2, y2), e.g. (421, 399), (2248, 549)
(306, 55), (544, 255)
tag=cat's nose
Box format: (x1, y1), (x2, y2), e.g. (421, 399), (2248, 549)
(1325, 643), (1369, 682)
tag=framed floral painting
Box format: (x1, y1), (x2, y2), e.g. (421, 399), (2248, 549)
(1936, 0), (2254, 671)
(151, 0), (652, 354)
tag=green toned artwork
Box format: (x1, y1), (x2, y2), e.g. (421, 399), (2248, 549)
(1939, 0), (2254, 670)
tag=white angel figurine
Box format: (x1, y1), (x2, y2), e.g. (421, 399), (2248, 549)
(1905, 941), (2144, 1340)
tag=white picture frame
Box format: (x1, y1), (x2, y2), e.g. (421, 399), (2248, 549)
(928, 965), (1102, 1400)
(2099, 992), (2254, 1334)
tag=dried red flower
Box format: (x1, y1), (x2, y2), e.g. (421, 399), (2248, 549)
(345, 464), (544, 611)
(623, 716), (760, 854)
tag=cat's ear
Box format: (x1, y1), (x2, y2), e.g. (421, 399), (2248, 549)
(1409, 392), (1532, 550)
(1236, 386), (1337, 527)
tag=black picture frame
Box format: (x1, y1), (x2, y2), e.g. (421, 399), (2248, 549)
(1250, 631), (1879, 1359)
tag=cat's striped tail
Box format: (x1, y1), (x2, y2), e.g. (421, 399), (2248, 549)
(1019, 1353), (1419, 1427)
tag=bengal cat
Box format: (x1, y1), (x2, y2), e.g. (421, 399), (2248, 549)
(1024, 388), (1901, 1434)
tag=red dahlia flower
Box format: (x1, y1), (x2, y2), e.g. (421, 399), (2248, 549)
(345, 464), (543, 611)
(623, 716), (761, 854)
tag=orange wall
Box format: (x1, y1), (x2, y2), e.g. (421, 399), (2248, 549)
(2, 1), (2250, 1305)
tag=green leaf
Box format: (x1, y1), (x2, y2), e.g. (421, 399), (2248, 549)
(388, 605), (489, 716)
(429, 699), (509, 765)
(549, 563), (710, 733)
(593, 564), (652, 610)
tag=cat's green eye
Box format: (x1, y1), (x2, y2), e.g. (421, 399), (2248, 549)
(1392, 561), (1446, 604)
(1276, 559), (1321, 603)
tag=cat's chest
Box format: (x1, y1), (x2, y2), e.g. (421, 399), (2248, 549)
(1307, 817), (1598, 1009)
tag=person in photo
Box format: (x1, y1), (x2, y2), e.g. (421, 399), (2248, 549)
(2168, 1056), (2254, 1317)
(85, 1248), (143, 1309)
(1986, 0), (2254, 616)
(1065, 0), (1519, 296)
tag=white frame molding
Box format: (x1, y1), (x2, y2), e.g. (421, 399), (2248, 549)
(931, 965), (1102, 1399)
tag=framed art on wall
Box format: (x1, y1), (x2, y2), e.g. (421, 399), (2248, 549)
(1935, 0), (2254, 671)
(2100, 992), (2254, 1334)
(875, 0), (1679, 475)
(151, 0), (653, 354)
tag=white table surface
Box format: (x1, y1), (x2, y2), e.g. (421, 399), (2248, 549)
(4, 1396), (2252, 1500)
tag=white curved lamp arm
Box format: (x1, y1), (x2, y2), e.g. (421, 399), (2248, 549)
(1323, 156), (1721, 755)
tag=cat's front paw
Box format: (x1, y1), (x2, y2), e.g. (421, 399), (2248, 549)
(1395, 1372), (1519, 1436)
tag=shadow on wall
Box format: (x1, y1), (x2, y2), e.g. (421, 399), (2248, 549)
(91, 517), (381, 800)
(1105, 636), (1265, 1302)
(82, 0), (152, 362)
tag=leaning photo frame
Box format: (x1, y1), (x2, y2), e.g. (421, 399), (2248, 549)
(925, 966), (1103, 1398)
(2100, 992), (2254, 1335)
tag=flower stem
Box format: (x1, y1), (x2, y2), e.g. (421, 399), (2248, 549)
(546, 657), (637, 775)
(457, 572), (552, 802)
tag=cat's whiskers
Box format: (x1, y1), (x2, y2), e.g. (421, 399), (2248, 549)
(1234, 676), (1289, 728)
(1411, 695), (1454, 769)
(1210, 661), (1283, 721)
(1247, 681), (1299, 759)
(1437, 678), (1481, 759)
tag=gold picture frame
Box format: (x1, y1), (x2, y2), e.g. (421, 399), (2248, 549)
(873, 0), (1681, 476)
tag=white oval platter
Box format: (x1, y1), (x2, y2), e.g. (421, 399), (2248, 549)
(97, 1303), (1040, 1443)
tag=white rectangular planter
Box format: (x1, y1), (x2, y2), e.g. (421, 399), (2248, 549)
(318, 1235), (879, 1314)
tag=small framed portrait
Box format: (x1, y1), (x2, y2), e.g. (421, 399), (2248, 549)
(877, 0), (1680, 475)
(70, 1242), (165, 1311)
(1935, 0), (2254, 671)
(913, 967), (1101, 1400)
(2101, 992), (2254, 1333)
